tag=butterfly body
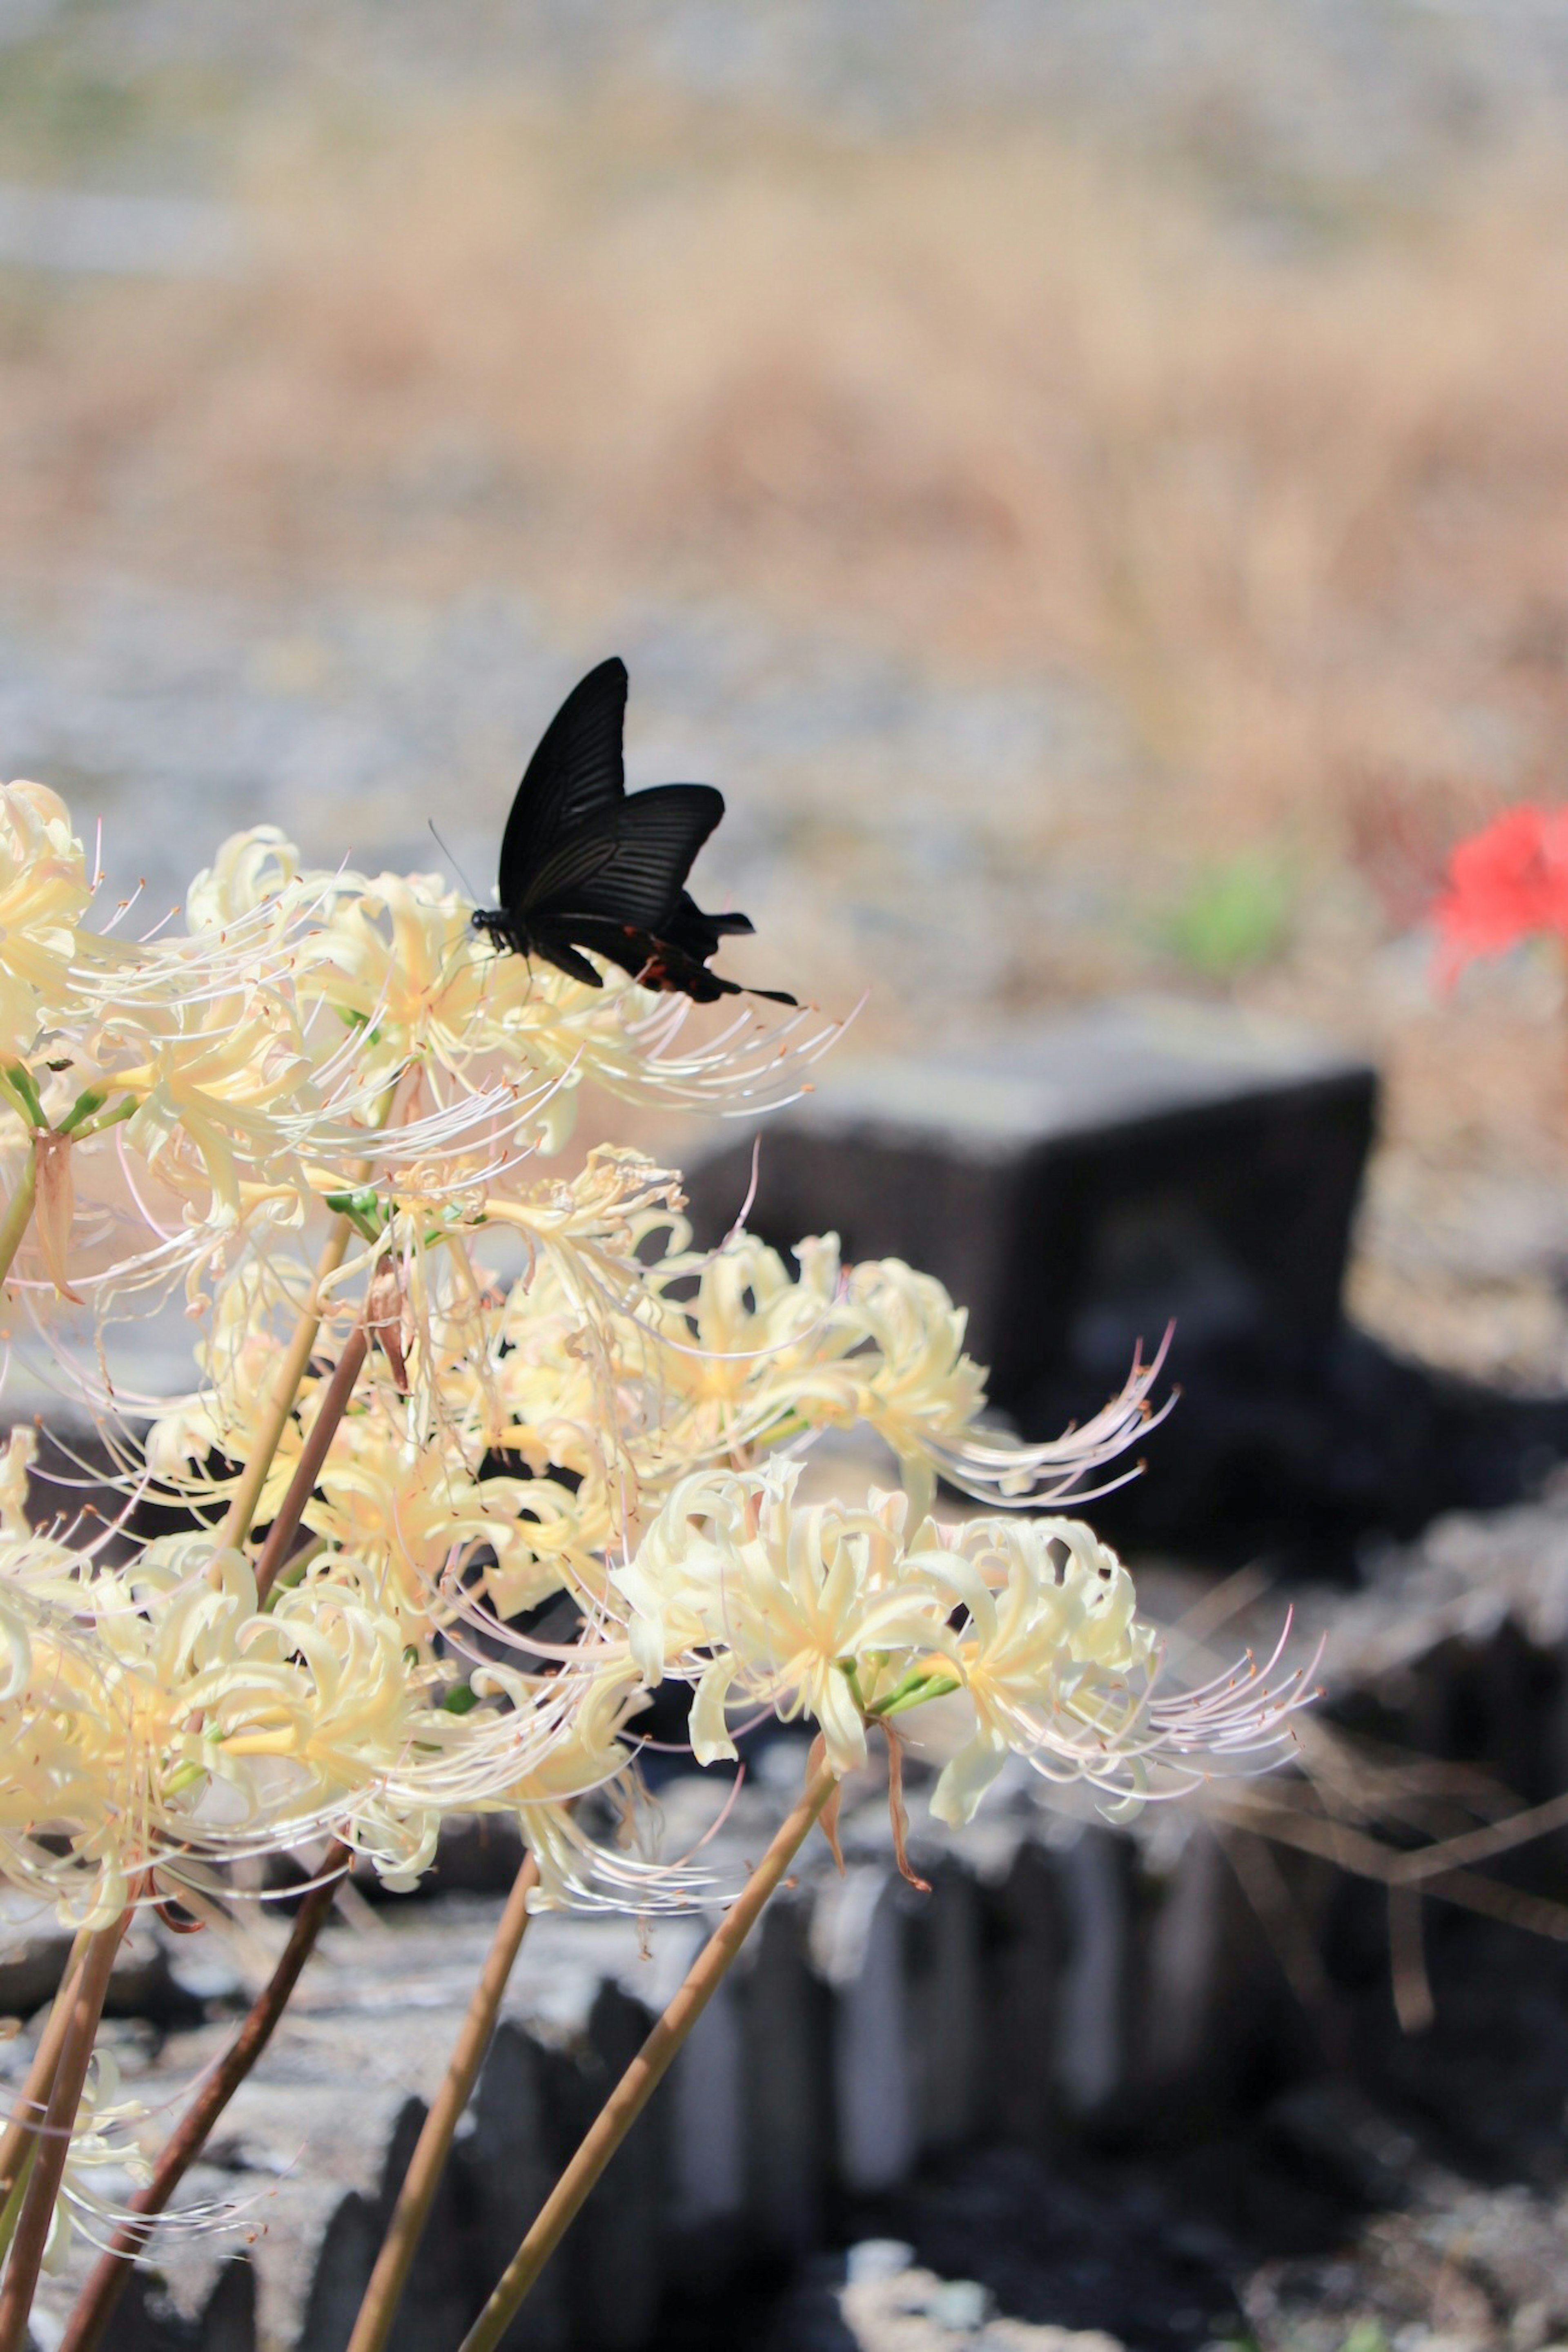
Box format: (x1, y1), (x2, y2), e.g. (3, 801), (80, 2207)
(472, 657), (795, 1005)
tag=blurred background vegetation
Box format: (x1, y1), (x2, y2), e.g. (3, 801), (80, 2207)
(6, 0), (1568, 1382)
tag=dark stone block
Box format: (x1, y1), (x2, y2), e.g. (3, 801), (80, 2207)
(683, 997), (1568, 1562)
(458, 2023), (568, 2351)
(736, 1891), (836, 2258)
(683, 997), (1376, 1416)
(295, 2193), (381, 2352)
(903, 1860), (984, 2160)
(372, 2097), (474, 2352)
(976, 1842), (1064, 2154)
(96, 2258), (256, 2352)
(540, 1983), (666, 2352)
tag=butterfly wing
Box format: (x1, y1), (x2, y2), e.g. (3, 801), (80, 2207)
(497, 657), (628, 912)
(523, 784), (725, 932)
(527, 935), (610, 989)
(663, 892), (755, 963)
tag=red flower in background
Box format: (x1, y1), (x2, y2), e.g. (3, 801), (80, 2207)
(1432, 804), (1568, 983)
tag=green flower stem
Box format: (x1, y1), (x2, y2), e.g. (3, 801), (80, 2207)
(0, 1146), (38, 1292)
(0, 1913), (128, 2352)
(0, 2146), (35, 2276)
(66, 1098), (137, 1142)
(872, 1669), (962, 1719)
(1, 1063), (45, 1129)
(53, 1088), (106, 1137)
(457, 1755), (839, 2352)
(837, 1655), (867, 1711)
(57, 1856), (346, 2352)
(345, 1850), (541, 2352)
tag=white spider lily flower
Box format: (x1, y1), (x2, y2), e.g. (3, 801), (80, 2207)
(918, 1515), (1153, 1825)
(615, 1461), (953, 1775)
(0, 1528), (623, 1920)
(40, 2047), (154, 2275)
(104, 990), (322, 1224)
(0, 1422), (34, 1533)
(454, 1660), (718, 1916)
(183, 823), (303, 932)
(140, 1148), (685, 1612)
(638, 1231), (1164, 1512)
(0, 779), (92, 1060)
(616, 1467), (1310, 1819)
(190, 829), (845, 1126)
(292, 864), (595, 1137)
(924, 1515), (1312, 1826)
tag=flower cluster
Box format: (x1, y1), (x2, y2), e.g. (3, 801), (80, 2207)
(0, 779), (1301, 1919)
(0, 770), (1307, 2334)
(0, 793), (840, 1336)
(616, 1462), (1302, 1823)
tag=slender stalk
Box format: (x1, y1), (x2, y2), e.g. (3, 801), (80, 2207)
(57, 1852), (347, 2352)
(346, 1852), (541, 2352)
(0, 1931), (88, 2211)
(0, 1916), (127, 2352)
(217, 1212), (352, 1553)
(458, 1757), (838, 2352)
(216, 1064), (406, 1554)
(0, 2147), (35, 2274)
(251, 1322), (368, 1604)
(0, 1145), (38, 1292)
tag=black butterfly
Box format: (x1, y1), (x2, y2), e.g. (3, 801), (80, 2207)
(470, 657), (796, 1005)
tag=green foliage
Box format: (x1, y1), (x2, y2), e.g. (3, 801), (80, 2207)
(1162, 853), (1294, 979)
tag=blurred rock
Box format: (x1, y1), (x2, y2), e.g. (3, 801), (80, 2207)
(458, 2021), (570, 2352)
(737, 1887), (835, 2258)
(768, 2249), (1126, 2352)
(684, 998), (1568, 1564)
(812, 1866), (919, 2194)
(686, 996), (1375, 1410)
(0, 1900), (188, 2029)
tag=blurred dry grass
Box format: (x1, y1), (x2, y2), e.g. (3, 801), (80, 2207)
(7, 87), (1568, 1373)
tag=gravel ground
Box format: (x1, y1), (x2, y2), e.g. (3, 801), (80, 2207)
(0, 575), (1115, 1041)
(23, 0), (1568, 196)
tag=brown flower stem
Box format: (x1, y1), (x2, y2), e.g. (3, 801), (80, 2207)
(458, 1756), (839, 2352)
(217, 1212), (353, 1554)
(0, 1930), (88, 2213)
(345, 1850), (541, 2352)
(0, 2147), (36, 2275)
(251, 1322), (368, 1605)
(0, 1914), (128, 2352)
(218, 1064), (406, 1555)
(57, 1850), (347, 2352)
(0, 1144), (37, 1292)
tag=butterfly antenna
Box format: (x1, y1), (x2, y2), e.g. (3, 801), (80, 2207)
(428, 820), (484, 904)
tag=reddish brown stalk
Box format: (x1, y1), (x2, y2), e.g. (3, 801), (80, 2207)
(251, 1324), (368, 1603)
(0, 1916), (129, 2352)
(345, 1851), (541, 2352)
(58, 1850), (347, 2352)
(458, 1755), (838, 2352)
(879, 1720), (930, 1893)
(0, 1931), (88, 2212)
